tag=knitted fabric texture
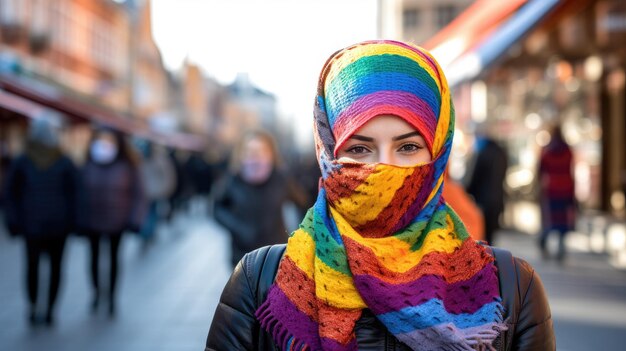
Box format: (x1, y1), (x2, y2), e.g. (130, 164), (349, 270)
(256, 40), (506, 351)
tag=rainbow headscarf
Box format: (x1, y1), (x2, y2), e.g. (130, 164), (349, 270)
(256, 40), (505, 350)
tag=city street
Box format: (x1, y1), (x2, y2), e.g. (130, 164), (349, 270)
(1, 208), (625, 351)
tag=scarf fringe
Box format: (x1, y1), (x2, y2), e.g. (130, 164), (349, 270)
(256, 298), (310, 351)
(463, 322), (509, 351)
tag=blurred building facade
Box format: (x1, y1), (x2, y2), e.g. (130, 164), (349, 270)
(0, 0), (136, 166)
(0, 0), (132, 109)
(130, 0), (169, 121)
(0, 0), (224, 171)
(378, 0), (475, 43)
(381, 0), (626, 220)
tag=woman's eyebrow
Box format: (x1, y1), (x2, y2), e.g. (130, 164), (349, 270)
(349, 134), (374, 142)
(392, 131), (421, 141)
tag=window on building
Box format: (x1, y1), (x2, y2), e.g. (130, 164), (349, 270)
(403, 8), (420, 30)
(0, 0), (25, 24)
(436, 5), (458, 29)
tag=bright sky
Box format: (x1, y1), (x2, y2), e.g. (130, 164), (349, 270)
(151, 0), (379, 148)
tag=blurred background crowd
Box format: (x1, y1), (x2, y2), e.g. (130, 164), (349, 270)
(0, 0), (625, 350)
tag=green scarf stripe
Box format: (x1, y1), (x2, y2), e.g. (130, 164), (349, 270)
(326, 54), (441, 107)
(392, 220), (429, 244)
(299, 210), (352, 275)
(409, 210), (451, 251)
(446, 205), (471, 241)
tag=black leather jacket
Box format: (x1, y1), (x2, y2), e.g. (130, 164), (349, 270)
(206, 245), (555, 350)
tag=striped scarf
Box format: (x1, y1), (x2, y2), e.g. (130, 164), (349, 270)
(256, 40), (505, 350)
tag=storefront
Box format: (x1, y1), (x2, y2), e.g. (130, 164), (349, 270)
(427, 0), (625, 222)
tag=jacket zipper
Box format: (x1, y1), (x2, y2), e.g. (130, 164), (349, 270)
(385, 329), (395, 350)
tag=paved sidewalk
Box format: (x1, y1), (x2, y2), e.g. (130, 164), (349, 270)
(494, 229), (626, 351)
(0, 212), (232, 351)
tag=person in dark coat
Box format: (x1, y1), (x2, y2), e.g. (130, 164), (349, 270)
(206, 40), (554, 350)
(465, 133), (508, 245)
(213, 129), (308, 268)
(538, 125), (575, 260)
(185, 150), (217, 196)
(77, 127), (145, 317)
(2, 116), (77, 326)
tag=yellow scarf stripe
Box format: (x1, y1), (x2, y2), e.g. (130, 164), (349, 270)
(285, 229), (316, 278)
(330, 207), (462, 273)
(314, 257), (366, 308)
(333, 165), (414, 226)
(424, 173), (445, 208)
(432, 95), (451, 156)
(426, 45), (451, 156)
(324, 43), (442, 95)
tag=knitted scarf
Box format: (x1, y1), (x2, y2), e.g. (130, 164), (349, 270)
(256, 40), (506, 351)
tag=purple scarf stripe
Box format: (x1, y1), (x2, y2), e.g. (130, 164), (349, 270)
(353, 264), (500, 315)
(333, 91), (437, 138)
(320, 337), (359, 351)
(389, 166), (437, 234)
(256, 286), (321, 350)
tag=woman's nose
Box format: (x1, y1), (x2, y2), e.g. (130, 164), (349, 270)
(377, 149), (394, 165)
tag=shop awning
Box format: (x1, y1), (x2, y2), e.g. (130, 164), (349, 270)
(423, 0), (529, 69)
(0, 89), (46, 119)
(0, 73), (141, 132)
(0, 73), (207, 151)
(425, 0), (564, 87)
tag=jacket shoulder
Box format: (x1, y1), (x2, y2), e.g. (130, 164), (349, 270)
(206, 245), (285, 351)
(241, 244), (286, 303)
(489, 246), (555, 350)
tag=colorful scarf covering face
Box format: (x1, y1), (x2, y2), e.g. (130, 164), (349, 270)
(256, 40), (506, 351)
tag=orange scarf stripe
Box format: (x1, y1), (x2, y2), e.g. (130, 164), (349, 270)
(275, 256), (361, 344)
(343, 237), (494, 284)
(323, 165), (374, 203)
(354, 165), (434, 237)
(318, 306), (362, 344)
(275, 256), (319, 320)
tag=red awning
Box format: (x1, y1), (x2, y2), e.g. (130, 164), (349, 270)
(0, 73), (207, 151)
(423, 0), (589, 87)
(0, 73), (140, 133)
(0, 89), (46, 118)
(422, 0), (528, 69)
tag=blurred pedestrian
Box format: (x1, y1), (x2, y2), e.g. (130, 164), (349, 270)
(538, 125), (576, 261)
(166, 147), (192, 220)
(292, 151), (321, 210)
(2, 115), (77, 326)
(77, 127), (145, 317)
(465, 130), (508, 245)
(184, 149), (220, 217)
(207, 40), (554, 350)
(138, 142), (176, 245)
(213, 129), (308, 268)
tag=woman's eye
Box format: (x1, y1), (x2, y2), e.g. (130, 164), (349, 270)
(398, 143), (422, 152)
(347, 146), (369, 154)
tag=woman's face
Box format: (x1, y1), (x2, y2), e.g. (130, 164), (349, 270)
(239, 136), (275, 184)
(95, 131), (116, 146)
(241, 136), (274, 165)
(90, 131), (119, 164)
(336, 115), (431, 166)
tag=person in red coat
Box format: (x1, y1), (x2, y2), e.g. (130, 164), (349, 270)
(538, 125), (576, 261)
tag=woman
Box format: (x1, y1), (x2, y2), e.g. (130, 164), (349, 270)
(206, 40), (554, 350)
(538, 125), (575, 261)
(138, 142), (176, 245)
(213, 129), (308, 267)
(78, 128), (145, 316)
(3, 117), (77, 326)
